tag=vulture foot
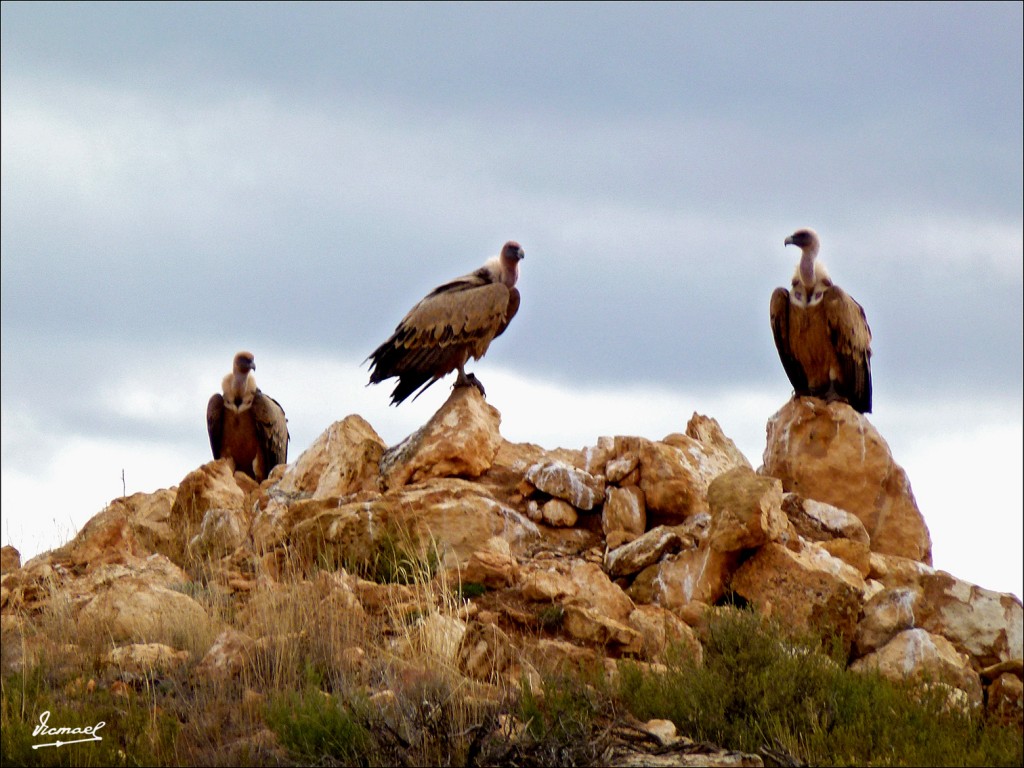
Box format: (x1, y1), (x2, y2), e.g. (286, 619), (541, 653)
(455, 371), (487, 397)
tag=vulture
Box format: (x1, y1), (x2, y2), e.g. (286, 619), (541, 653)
(367, 240), (525, 405)
(770, 228), (873, 413)
(206, 351), (289, 481)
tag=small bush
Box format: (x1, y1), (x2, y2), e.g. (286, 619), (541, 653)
(616, 607), (1024, 767)
(264, 688), (377, 766)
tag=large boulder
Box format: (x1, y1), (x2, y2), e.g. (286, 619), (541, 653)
(762, 398), (932, 564)
(380, 387), (503, 489)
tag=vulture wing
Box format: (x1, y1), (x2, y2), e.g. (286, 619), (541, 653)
(251, 390), (290, 475)
(824, 287), (873, 413)
(207, 393), (226, 460)
(769, 287), (810, 396)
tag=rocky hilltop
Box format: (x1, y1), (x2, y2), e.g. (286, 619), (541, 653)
(1, 389), (1022, 762)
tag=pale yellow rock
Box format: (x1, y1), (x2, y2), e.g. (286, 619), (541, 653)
(628, 545), (735, 609)
(627, 604), (702, 664)
(762, 398), (932, 564)
(172, 460), (246, 527)
(562, 605), (644, 652)
(525, 460), (605, 511)
(380, 387), (503, 489)
(540, 498), (578, 527)
(104, 643), (190, 678)
(602, 486), (646, 541)
(914, 571), (1024, 668)
(604, 522), (702, 579)
(707, 467), (789, 553)
(569, 561), (635, 623)
(730, 541), (865, 652)
(195, 628), (257, 682)
(77, 577), (216, 649)
(273, 414), (385, 498)
(520, 568), (577, 603)
(463, 537), (519, 588)
(781, 493), (870, 546)
(820, 538), (871, 579)
(851, 628), (983, 707)
(855, 587), (917, 657)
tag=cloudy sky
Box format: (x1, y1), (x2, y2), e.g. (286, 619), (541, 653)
(2, 2), (1021, 598)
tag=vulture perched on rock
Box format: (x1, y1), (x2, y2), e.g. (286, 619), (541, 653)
(367, 240), (525, 405)
(207, 351), (289, 481)
(770, 228), (873, 413)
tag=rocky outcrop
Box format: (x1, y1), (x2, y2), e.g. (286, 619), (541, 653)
(762, 397), (932, 563)
(2, 387), (1020, 732)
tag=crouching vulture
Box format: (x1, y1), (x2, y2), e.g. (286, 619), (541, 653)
(367, 240), (525, 405)
(206, 351), (289, 480)
(770, 228), (873, 413)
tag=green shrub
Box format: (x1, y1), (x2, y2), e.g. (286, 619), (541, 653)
(265, 688), (376, 765)
(616, 607), (1023, 767)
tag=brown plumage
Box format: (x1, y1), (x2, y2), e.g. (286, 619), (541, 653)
(206, 351), (289, 480)
(367, 240), (525, 405)
(770, 228), (873, 413)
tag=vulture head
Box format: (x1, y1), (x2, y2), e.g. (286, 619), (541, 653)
(785, 228), (824, 289)
(498, 241), (525, 287)
(233, 351), (256, 375)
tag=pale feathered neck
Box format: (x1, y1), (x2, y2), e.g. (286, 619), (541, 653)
(223, 370), (257, 406)
(483, 254), (519, 288)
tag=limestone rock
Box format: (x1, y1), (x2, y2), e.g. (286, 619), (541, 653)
(628, 544), (735, 609)
(458, 621), (518, 682)
(189, 505), (249, 558)
(684, 413), (752, 471)
(730, 541), (865, 652)
(524, 460), (605, 511)
(540, 498), (579, 527)
(851, 628), (983, 707)
(914, 571), (1023, 668)
(1, 546), (21, 573)
(781, 493), (870, 546)
(819, 538), (871, 579)
(604, 523), (701, 580)
(520, 567), (577, 603)
(104, 643), (190, 680)
(403, 611), (467, 663)
(196, 628), (257, 682)
(569, 561), (635, 623)
(762, 398), (932, 563)
(707, 467), (789, 553)
(855, 587), (917, 656)
(986, 672), (1024, 728)
(462, 537), (519, 589)
(602, 486), (646, 543)
(627, 604), (702, 664)
(380, 387), (502, 489)
(172, 460), (246, 527)
(78, 577), (216, 648)
(636, 439), (708, 521)
(562, 605), (644, 652)
(634, 418), (750, 522)
(274, 415), (386, 498)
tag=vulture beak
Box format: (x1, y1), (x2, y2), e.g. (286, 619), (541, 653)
(784, 236), (795, 247)
(516, 247), (525, 261)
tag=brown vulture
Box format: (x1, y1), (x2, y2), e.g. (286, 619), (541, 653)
(206, 351), (289, 480)
(367, 240), (525, 405)
(770, 228), (873, 413)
